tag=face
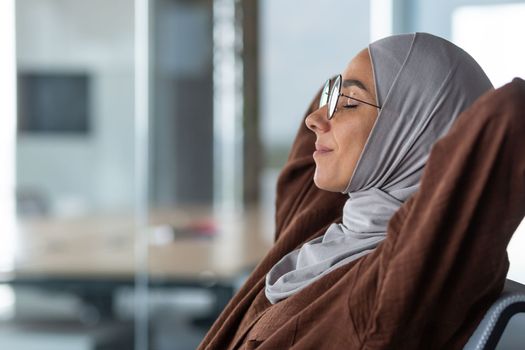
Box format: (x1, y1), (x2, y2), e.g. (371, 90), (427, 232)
(305, 48), (378, 192)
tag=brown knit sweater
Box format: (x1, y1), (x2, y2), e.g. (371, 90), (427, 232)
(198, 78), (525, 350)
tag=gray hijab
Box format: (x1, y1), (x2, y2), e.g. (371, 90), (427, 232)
(265, 33), (493, 304)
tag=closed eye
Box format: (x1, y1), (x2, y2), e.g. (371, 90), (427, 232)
(343, 103), (358, 109)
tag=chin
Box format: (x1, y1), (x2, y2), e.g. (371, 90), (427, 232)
(313, 173), (343, 193)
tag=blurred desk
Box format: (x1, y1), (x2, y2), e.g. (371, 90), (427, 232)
(0, 207), (273, 319)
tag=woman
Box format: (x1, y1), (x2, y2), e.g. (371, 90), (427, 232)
(198, 33), (525, 349)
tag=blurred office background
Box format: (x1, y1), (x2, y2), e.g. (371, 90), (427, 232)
(0, 0), (524, 349)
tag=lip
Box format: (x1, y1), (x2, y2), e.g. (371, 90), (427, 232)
(314, 143), (333, 156)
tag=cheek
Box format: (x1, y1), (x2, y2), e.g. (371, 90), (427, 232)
(332, 126), (369, 185)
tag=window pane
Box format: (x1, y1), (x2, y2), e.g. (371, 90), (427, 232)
(452, 3), (525, 282)
(452, 3), (525, 88)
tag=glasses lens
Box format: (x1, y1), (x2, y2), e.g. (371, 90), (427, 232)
(319, 79), (330, 108)
(328, 75), (341, 119)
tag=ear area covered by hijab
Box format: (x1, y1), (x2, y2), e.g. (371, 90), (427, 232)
(265, 32), (494, 304)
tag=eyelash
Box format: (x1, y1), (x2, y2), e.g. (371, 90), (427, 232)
(343, 103), (358, 109)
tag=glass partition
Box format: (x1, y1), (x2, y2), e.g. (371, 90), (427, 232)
(4, 0), (270, 349)
(4, 0), (138, 349)
(0, 0), (464, 348)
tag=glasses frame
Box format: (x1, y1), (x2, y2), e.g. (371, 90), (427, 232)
(319, 78), (331, 109)
(326, 74), (381, 120)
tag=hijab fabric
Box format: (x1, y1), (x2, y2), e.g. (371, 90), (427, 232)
(265, 33), (493, 304)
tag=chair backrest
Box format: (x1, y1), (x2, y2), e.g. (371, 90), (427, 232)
(463, 279), (525, 349)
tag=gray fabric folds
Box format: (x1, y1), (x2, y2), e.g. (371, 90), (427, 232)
(265, 33), (494, 304)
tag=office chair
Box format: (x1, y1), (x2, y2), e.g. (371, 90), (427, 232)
(464, 279), (525, 349)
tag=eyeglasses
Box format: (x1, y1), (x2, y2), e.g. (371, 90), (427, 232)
(319, 74), (381, 120)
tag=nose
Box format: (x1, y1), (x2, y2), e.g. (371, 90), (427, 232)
(305, 106), (330, 133)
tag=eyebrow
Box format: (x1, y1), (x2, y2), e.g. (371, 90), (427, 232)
(343, 79), (369, 92)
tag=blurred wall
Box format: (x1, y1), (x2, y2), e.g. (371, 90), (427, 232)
(260, 0), (370, 161)
(151, 0), (214, 207)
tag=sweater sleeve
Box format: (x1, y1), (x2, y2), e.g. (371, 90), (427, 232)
(357, 79), (525, 349)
